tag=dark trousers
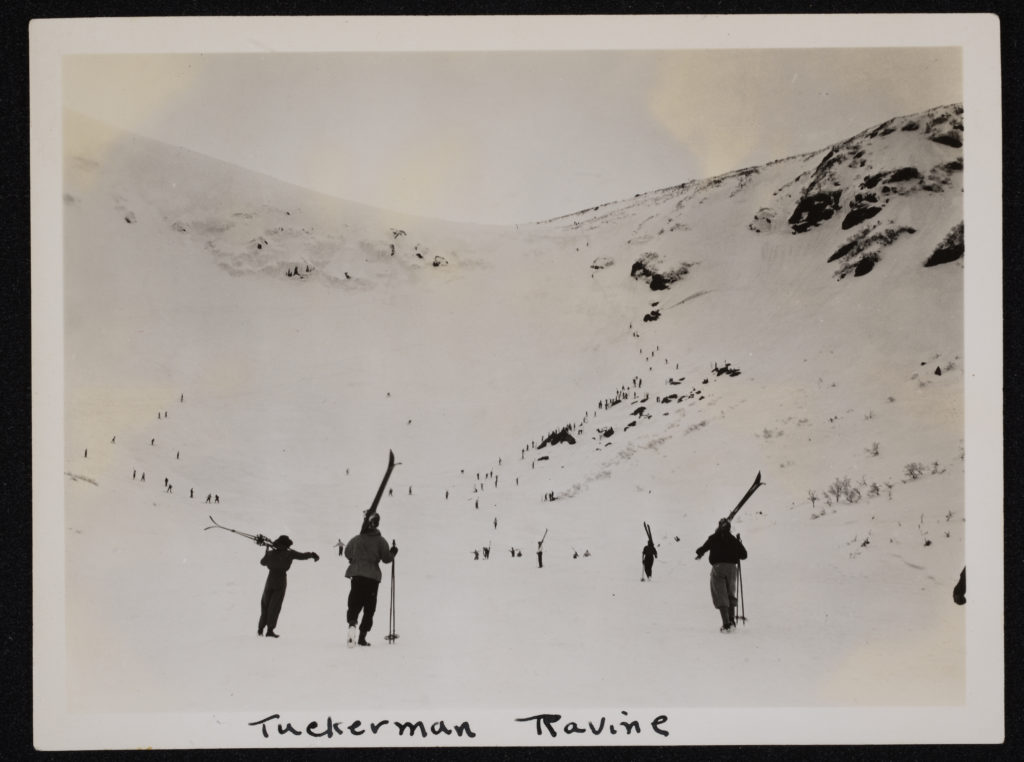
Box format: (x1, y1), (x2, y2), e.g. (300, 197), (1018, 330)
(259, 581), (287, 632)
(347, 576), (381, 634)
(643, 560), (654, 579)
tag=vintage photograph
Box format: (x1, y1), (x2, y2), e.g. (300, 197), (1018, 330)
(32, 15), (1003, 748)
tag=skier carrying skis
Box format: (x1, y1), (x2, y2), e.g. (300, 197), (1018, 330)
(953, 566), (966, 605)
(344, 513), (397, 647)
(256, 535), (320, 638)
(695, 518), (747, 632)
(642, 538), (658, 580)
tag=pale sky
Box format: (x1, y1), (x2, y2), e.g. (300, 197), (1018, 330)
(64, 48), (962, 224)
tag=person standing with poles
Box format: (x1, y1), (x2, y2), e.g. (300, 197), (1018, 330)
(256, 534), (320, 638)
(344, 513), (397, 647)
(695, 518), (747, 632)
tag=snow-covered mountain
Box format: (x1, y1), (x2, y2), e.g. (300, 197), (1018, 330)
(60, 104), (965, 724)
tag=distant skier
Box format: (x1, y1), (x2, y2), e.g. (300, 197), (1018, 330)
(473, 549), (480, 560)
(953, 566), (966, 605)
(494, 517), (498, 529)
(84, 449), (87, 458)
(335, 539), (345, 557)
(140, 472), (145, 482)
(695, 518), (747, 632)
(256, 534), (319, 638)
(642, 538), (658, 580)
(205, 494), (212, 504)
(343, 513), (397, 647)
(482, 546), (490, 560)
(215, 495), (220, 504)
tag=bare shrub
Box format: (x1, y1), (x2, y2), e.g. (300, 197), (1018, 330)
(826, 476), (860, 504)
(904, 462), (925, 480)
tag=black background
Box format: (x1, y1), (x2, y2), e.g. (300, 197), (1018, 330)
(3, 2), (1018, 760)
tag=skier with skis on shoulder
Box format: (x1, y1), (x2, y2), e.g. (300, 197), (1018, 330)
(695, 518), (747, 632)
(642, 538), (658, 580)
(256, 534), (319, 638)
(344, 513), (397, 647)
(953, 566), (966, 605)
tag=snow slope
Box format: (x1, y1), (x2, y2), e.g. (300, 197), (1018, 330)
(59, 104), (966, 724)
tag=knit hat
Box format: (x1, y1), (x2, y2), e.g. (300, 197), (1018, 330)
(273, 535), (293, 549)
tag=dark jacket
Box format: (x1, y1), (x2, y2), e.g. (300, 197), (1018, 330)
(261, 547), (317, 586)
(345, 528), (395, 582)
(642, 544), (658, 564)
(696, 528), (747, 565)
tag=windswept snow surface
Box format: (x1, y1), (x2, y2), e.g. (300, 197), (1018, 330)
(61, 106), (965, 719)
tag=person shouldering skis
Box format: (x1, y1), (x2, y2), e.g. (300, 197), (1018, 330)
(695, 518), (747, 632)
(344, 513), (397, 647)
(642, 539), (658, 580)
(256, 534), (319, 638)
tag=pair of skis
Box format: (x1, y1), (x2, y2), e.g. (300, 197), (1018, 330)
(725, 471), (761, 628)
(726, 471), (763, 523)
(204, 515), (272, 546)
(362, 450), (400, 645)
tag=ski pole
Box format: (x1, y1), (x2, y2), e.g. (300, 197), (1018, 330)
(385, 559), (398, 643)
(737, 559), (745, 625)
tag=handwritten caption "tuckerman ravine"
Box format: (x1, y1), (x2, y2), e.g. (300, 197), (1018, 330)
(248, 711), (669, 741)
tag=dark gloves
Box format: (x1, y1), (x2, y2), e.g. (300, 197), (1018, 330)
(311, 552), (320, 562)
(390, 542), (398, 556)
